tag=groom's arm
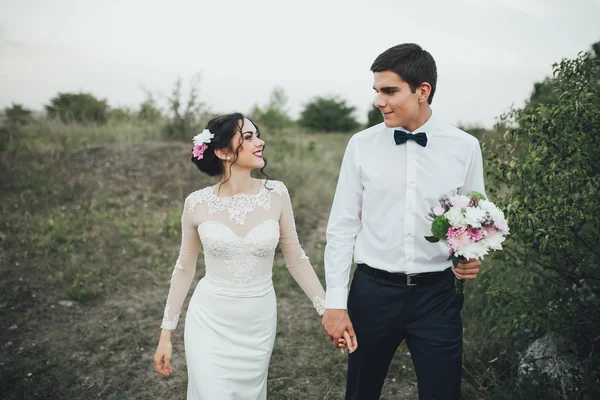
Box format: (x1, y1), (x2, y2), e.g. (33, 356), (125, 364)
(322, 137), (362, 348)
(324, 136), (363, 310)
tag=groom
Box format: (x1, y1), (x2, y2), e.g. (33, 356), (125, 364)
(322, 43), (485, 399)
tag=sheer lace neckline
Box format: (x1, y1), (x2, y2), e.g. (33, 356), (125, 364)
(188, 179), (287, 225)
(209, 179), (267, 199)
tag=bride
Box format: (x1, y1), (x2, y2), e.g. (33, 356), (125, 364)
(153, 112), (357, 399)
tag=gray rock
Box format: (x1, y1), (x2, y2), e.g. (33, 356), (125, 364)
(518, 334), (581, 393)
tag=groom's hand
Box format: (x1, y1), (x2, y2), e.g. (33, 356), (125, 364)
(322, 309), (356, 352)
(453, 258), (481, 280)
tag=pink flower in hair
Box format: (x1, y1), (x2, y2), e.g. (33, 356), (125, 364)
(193, 143), (208, 159)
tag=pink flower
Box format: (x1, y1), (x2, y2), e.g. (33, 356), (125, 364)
(468, 227), (484, 241)
(193, 143), (208, 159)
(484, 226), (497, 238)
(494, 220), (509, 235)
(447, 227), (471, 250)
(449, 195), (470, 208)
(433, 206), (445, 216)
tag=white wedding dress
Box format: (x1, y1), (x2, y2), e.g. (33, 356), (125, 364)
(161, 180), (325, 399)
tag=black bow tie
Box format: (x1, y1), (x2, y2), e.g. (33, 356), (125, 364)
(394, 130), (428, 147)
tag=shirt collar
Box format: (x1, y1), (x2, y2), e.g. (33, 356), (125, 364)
(384, 109), (437, 138)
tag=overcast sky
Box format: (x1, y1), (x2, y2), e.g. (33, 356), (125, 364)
(1, 0), (599, 127)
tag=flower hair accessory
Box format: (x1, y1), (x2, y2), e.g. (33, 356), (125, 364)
(192, 129), (215, 160)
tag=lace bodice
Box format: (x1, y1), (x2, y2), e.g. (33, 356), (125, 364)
(161, 180), (325, 330)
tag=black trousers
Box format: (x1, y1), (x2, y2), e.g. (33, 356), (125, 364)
(346, 264), (464, 400)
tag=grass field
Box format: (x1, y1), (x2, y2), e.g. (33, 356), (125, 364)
(0, 122), (421, 399)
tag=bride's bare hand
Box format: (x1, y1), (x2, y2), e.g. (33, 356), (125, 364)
(154, 335), (173, 376)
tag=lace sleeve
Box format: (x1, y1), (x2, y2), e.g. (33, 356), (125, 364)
(160, 194), (202, 330)
(275, 182), (325, 315)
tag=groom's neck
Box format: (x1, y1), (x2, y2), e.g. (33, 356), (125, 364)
(403, 105), (432, 132)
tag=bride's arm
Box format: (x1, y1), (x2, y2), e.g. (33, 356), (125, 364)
(155, 194), (201, 376)
(276, 182), (326, 316)
(160, 194), (202, 331)
(276, 182), (357, 353)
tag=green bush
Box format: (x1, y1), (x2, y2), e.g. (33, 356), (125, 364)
(250, 87), (294, 132)
(108, 106), (136, 122)
(4, 103), (33, 125)
(476, 50), (600, 398)
(366, 104), (383, 128)
(1, 104), (34, 151)
(298, 96), (360, 133)
(137, 92), (163, 123)
(45, 92), (109, 124)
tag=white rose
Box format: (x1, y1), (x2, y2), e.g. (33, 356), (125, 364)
(483, 233), (506, 251)
(445, 206), (467, 229)
(479, 200), (505, 223)
(456, 241), (489, 259)
(464, 206), (487, 228)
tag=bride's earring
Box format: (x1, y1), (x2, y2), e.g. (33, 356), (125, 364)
(226, 156), (231, 161)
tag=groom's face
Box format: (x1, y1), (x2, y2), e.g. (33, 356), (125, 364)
(373, 71), (421, 129)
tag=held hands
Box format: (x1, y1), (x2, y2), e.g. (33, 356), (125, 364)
(337, 330), (357, 354)
(322, 309), (358, 354)
(154, 331), (173, 376)
(452, 258), (481, 280)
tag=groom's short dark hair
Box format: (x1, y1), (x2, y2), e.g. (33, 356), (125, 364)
(370, 43), (437, 104)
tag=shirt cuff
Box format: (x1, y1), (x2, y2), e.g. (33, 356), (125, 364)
(325, 287), (348, 309)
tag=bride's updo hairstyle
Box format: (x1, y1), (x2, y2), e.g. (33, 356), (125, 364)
(190, 112), (268, 179)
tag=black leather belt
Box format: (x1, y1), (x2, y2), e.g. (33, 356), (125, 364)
(357, 263), (452, 287)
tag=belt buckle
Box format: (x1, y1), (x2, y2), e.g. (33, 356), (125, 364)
(406, 273), (417, 286)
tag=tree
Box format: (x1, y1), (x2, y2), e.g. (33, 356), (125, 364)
(298, 96), (360, 133)
(0, 103), (34, 151)
(483, 51), (600, 396)
(457, 124), (488, 141)
(164, 75), (209, 141)
(366, 104), (384, 128)
(45, 92), (109, 124)
(250, 87), (293, 131)
(4, 103), (33, 125)
(138, 90), (162, 123)
(528, 39), (599, 107)
(528, 77), (561, 106)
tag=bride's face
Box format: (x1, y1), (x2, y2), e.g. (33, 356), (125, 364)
(230, 118), (265, 170)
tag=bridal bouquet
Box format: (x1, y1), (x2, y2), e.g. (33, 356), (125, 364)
(424, 191), (509, 294)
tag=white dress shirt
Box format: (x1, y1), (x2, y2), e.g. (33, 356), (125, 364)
(324, 112), (486, 309)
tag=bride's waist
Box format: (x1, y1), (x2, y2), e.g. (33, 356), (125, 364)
(201, 273), (273, 297)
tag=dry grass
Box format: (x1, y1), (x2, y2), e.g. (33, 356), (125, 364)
(0, 125), (417, 399)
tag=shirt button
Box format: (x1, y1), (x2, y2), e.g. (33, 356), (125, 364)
(408, 232), (413, 236)
(407, 206), (412, 210)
